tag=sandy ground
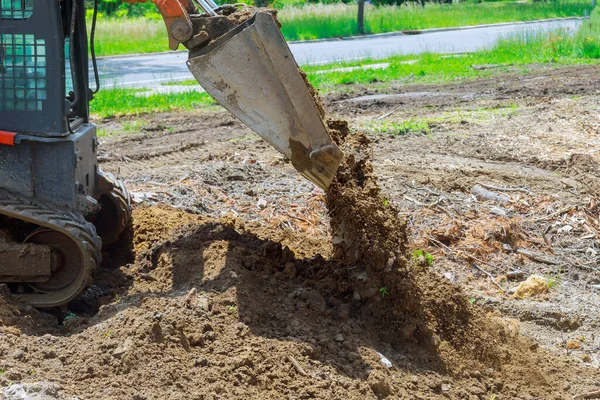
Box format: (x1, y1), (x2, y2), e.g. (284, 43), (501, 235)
(1, 63), (600, 399)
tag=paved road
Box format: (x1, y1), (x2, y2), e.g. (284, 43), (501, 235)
(96, 19), (581, 89)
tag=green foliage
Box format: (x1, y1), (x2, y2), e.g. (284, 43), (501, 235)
(63, 312), (77, 322)
(278, 1), (590, 41)
(546, 273), (561, 289)
(90, 7), (600, 118)
(85, 0), (159, 18)
(366, 119), (431, 135)
(412, 249), (434, 266)
(303, 6), (600, 91)
(89, 0), (592, 56)
(379, 287), (390, 297)
(91, 88), (217, 118)
(92, 19), (167, 56)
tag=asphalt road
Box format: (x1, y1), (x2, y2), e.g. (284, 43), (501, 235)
(96, 18), (581, 89)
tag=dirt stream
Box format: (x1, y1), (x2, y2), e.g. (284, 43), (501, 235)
(1, 65), (600, 399)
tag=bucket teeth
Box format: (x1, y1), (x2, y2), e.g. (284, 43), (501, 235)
(187, 11), (343, 189)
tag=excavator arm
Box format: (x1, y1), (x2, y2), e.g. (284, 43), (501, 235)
(126, 0), (196, 50)
(122, 0), (344, 189)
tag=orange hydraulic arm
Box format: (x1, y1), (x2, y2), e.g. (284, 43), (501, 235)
(125, 0), (199, 50)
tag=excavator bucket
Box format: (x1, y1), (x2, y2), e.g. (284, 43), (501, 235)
(187, 11), (343, 189)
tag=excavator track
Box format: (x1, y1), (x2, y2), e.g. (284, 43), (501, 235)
(0, 188), (102, 308)
(96, 171), (132, 248)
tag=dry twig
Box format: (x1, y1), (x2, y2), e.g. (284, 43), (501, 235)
(403, 195), (442, 209)
(574, 389), (600, 400)
(479, 183), (531, 194)
(471, 263), (506, 294)
(516, 248), (559, 265)
(527, 205), (577, 223)
(286, 355), (308, 377)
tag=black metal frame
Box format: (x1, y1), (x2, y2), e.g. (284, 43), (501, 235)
(0, 0), (98, 211)
(0, 0), (91, 137)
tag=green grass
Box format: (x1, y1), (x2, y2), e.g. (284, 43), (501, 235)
(91, 0), (589, 56)
(366, 119), (431, 135)
(93, 18), (168, 56)
(304, 8), (600, 91)
(90, 8), (599, 118)
(90, 88), (217, 118)
(279, 1), (589, 41)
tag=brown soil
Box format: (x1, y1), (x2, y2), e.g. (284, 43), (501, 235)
(2, 64), (600, 399)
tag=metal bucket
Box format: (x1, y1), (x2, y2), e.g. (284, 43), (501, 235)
(187, 11), (343, 189)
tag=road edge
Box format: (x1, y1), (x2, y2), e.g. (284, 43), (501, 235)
(290, 16), (585, 43)
(96, 16), (585, 60)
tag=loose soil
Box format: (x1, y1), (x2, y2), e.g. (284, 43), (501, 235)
(1, 63), (600, 399)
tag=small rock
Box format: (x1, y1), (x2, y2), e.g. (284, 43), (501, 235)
(139, 273), (157, 282)
(582, 354), (592, 363)
(490, 206), (507, 217)
(257, 198), (268, 209)
(194, 357), (209, 367)
(513, 275), (548, 299)
(335, 334), (344, 342)
(376, 352), (392, 368)
(283, 262), (296, 278)
(186, 291), (210, 313)
(204, 331), (216, 341)
(3, 384), (26, 400)
(6, 371), (22, 381)
(441, 383), (451, 392)
(281, 246), (295, 264)
(469, 385), (484, 395)
(367, 370), (391, 397)
(42, 349), (57, 359)
(13, 349), (25, 360)
(565, 340), (581, 350)
(113, 338), (135, 358)
(229, 271), (239, 279)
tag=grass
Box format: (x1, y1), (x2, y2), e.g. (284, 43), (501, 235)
(90, 88), (217, 118)
(90, 8), (599, 118)
(91, 0), (590, 56)
(93, 18), (168, 56)
(366, 119), (431, 135)
(412, 249), (434, 266)
(279, 1), (589, 41)
(304, 8), (600, 91)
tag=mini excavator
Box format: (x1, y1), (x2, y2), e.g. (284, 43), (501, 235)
(0, 0), (343, 307)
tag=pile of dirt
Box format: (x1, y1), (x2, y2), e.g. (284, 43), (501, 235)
(0, 203), (595, 399)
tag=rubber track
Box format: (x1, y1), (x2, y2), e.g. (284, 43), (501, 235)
(99, 171), (132, 247)
(0, 188), (101, 308)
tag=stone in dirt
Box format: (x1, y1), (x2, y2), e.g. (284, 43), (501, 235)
(513, 275), (548, 299)
(3, 382), (71, 400)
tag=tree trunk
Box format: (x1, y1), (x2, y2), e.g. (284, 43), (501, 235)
(357, 0), (365, 35)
